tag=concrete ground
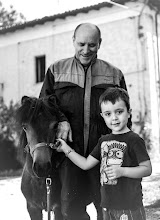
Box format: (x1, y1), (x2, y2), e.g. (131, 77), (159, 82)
(0, 176), (97, 220)
(0, 157), (159, 220)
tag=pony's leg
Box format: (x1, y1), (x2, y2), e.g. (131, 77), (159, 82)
(87, 166), (103, 220)
(54, 206), (63, 220)
(93, 201), (103, 220)
(61, 200), (90, 220)
(27, 203), (42, 220)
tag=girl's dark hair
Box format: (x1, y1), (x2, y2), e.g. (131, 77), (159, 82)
(99, 87), (130, 111)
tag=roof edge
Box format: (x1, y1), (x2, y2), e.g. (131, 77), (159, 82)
(0, 0), (159, 35)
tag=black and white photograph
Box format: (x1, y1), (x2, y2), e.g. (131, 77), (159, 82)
(0, 0), (160, 220)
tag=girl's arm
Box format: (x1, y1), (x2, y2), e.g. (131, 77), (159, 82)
(57, 139), (99, 170)
(106, 160), (152, 180)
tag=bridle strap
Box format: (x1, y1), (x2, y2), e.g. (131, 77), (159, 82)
(30, 143), (48, 157)
(25, 142), (58, 157)
(46, 177), (52, 220)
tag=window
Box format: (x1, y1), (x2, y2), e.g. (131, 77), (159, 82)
(35, 55), (46, 83)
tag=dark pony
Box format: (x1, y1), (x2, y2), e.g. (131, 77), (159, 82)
(15, 95), (64, 220)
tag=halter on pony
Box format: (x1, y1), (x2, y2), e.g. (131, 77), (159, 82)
(15, 95), (63, 220)
(24, 142), (60, 158)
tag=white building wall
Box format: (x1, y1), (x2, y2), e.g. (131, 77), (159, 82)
(0, 44), (19, 103)
(0, 1), (142, 104)
(0, 1), (160, 145)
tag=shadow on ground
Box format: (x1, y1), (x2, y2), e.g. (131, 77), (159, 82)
(145, 199), (160, 209)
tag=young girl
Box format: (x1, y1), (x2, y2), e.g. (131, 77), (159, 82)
(57, 87), (152, 220)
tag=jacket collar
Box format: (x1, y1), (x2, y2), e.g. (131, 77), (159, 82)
(74, 55), (97, 68)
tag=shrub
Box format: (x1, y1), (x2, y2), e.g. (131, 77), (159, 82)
(0, 99), (22, 171)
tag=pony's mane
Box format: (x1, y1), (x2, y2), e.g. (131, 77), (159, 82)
(16, 96), (60, 148)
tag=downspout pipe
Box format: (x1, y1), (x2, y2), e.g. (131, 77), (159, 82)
(155, 9), (160, 152)
(138, 0), (149, 38)
(155, 10), (160, 87)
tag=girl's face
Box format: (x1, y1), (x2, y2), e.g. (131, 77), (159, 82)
(100, 98), (131, 134)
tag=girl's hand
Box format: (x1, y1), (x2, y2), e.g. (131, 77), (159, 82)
(105, 165), (124, 180)
(56, 138), (70, 153)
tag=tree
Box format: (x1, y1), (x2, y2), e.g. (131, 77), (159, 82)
(0, 98), (20, 141)
(0, 1), (26, 29)
(0, 99), (23, 171)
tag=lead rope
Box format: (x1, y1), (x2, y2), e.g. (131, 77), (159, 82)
(83, 66), (92, 155)
(46, 178), (52, 220)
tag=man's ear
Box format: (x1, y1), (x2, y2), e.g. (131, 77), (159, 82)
(98, 38), (102, 48)
(72, 36), (76, 47)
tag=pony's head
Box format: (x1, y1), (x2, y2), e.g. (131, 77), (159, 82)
(16, 95), (61, 178)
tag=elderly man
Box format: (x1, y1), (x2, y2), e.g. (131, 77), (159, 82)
(40, 23), (129, 220)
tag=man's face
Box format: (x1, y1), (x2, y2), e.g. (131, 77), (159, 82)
(73, 26), (101, 66)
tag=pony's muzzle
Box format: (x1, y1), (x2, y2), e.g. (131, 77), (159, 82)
(33, 161), (52, 178)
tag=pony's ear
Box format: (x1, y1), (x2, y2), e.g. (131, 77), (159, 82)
(21, 96), (30, 104)
(42, 95), (57, 108)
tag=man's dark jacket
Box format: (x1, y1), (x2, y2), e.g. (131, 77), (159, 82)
(40, 56), (127, 154)
(39, 56), (127, 205)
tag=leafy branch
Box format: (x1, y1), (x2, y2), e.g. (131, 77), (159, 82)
(0, 1), (26, 30)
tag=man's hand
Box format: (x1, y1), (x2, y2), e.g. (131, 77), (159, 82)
(56, 121), (73, 142)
